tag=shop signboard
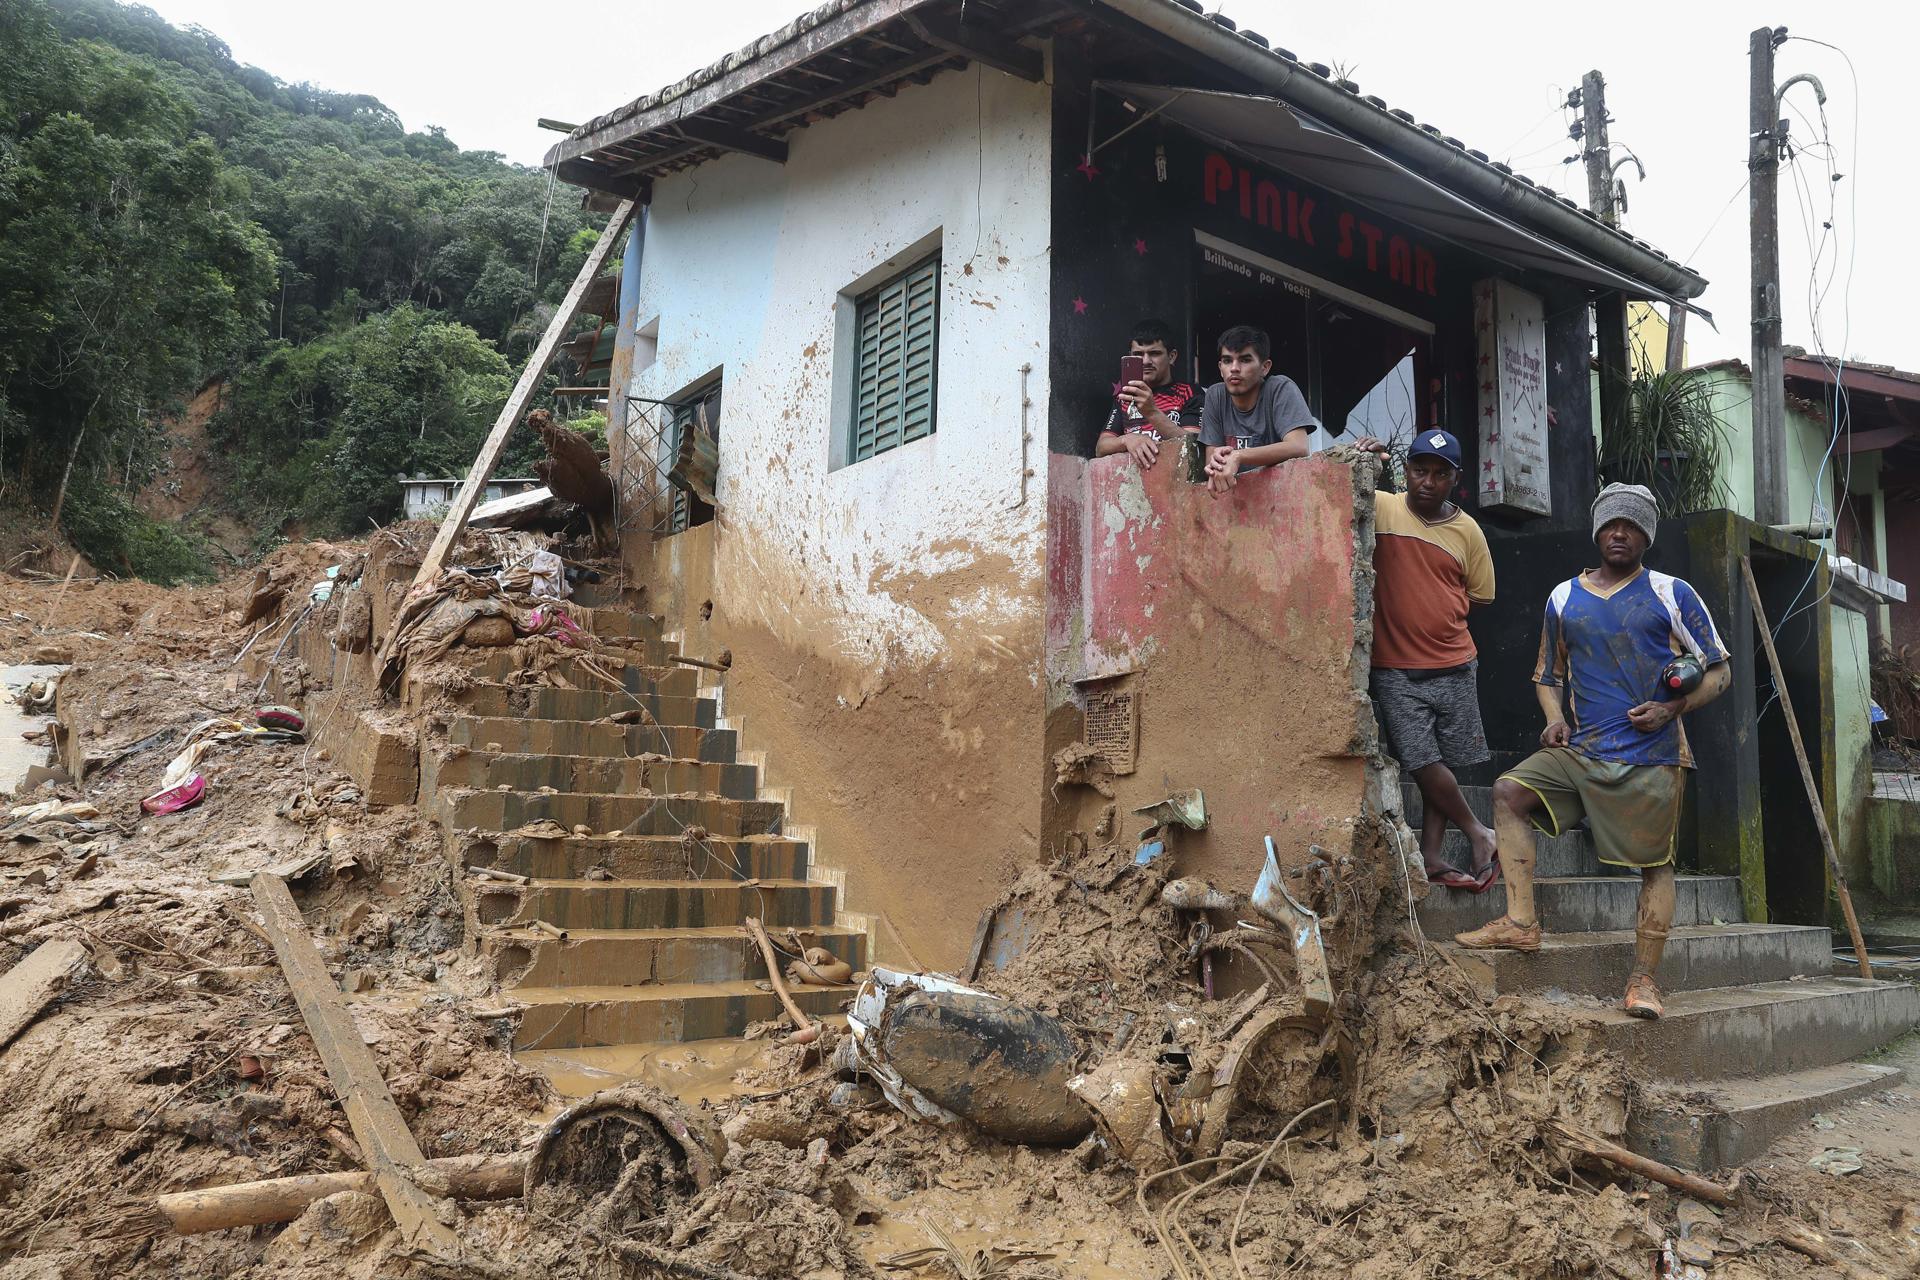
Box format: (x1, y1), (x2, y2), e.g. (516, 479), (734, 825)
(1474, 277), (1550, 517)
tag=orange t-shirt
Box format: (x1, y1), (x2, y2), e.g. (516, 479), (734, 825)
(1371, 492), (1494, 670)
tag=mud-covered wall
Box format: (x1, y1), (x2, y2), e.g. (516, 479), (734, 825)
(1044, 453), (1379, 894)
(619, 66), (1055, 969)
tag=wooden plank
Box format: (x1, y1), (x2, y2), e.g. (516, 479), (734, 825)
(0, 938), (87, 1048)
(392, 199), (633, 615)
(250, 874), (463, 1257)
(1739, 558), (1873, 979)
(903, 12), (1044, 82)
(675, 119), (788, 164)
(544, 0), (937, 167)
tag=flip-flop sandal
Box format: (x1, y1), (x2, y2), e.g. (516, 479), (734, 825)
(1467, 855), (1501, 894)
(1427, 866), (1482, 890)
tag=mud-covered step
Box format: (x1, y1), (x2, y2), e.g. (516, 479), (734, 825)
(452, 829), (810, 881)
(480, 923), (868, 988)
(437, 789), (783, 838)
(448, 683), (716, 727)
(473, 877), (835, 932)
(566, 605), (666, 643)
(509, 979), (852, 1049)
(1441, 923), (1833, 998)
(564, 579), (637, 610)
(431, 652), (699, 697)
(448, 716), (736, 763)
(1417, 874), (1743, 936)
(1577, 977), (1920, 1083)
(1628, 1061), (1903, 1170)
(1423, 827), (1603, 879)
(425, 750), (758, 801)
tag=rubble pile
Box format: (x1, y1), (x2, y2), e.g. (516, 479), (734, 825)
(0, 545), (1917, 1279)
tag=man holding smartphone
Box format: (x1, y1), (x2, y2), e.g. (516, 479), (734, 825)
(1095, 318), (1203, 468)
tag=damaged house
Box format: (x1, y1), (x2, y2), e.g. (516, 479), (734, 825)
(517, 0), (1918, 1169)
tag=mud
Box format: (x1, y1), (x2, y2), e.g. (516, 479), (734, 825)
(4, 546), (1919, 1280)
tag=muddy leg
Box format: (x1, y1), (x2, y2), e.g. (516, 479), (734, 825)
(1490, 779), (1539, 927)
(1632, 864), (1676, 977)
(1411, 761), (1498, 874)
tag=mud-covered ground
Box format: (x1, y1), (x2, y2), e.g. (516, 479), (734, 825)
(1, 553), (1917, 1279)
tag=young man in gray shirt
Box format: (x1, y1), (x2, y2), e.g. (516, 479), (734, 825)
(1200, 325), (1317, 496)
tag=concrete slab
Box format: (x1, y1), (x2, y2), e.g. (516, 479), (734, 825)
(482, 923), (866, 987)
(451, 829), (810, 881)
(1418, 874), (1745, 936)
(436, 789), (785, 838)
(1630, 1061), (1903, 1170)
(473, 877), (836, 931)
(0, 666), (61, 796)
(511, 978), (851, 1049)
(1442, 923), (1833, 998)
(1579, 976), (1920, 1082)
(448, 716), (735, 762)
(425, 750), (757, 801)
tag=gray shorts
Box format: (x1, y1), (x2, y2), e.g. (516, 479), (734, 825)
(1370, 661), (1490, 773)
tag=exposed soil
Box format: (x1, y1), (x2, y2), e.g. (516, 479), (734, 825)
(1, 553), (1917, 1279)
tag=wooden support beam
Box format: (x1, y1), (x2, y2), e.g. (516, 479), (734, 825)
(391, 199), (633, 614)
(904, 12), (1044, 82)
(554, 159), (648, 202)
(0, 939), (87, 1049)
(674, 119), (788, 164)
(156, 1154), (525, 1235)
(251, 874), (463, 1259)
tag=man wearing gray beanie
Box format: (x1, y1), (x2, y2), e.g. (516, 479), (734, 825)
(1455, 483), (1732, 1020)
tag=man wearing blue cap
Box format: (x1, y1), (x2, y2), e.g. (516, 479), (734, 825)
(1456, 482), (1732, 1021)
(1353, 429), (1498, 891)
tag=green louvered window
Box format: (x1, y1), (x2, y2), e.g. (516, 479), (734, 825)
(850, 253), (940, 463)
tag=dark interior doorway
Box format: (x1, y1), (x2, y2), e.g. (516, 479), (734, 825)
(1191, 236), (1432, 453)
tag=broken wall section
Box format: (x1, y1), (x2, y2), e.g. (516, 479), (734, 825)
(1044, 452), (1391, 903)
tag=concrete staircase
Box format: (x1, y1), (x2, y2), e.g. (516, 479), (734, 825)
(418, 589), (865, 1052)
(1409, 782), (1920, 1170)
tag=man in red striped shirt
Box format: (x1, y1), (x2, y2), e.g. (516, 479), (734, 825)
(1095, 318), (1203, 468)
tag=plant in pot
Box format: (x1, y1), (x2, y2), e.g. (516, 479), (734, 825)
(1600, 369), (1731, 515)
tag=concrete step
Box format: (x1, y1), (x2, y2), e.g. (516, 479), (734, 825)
(567, 605), (666, 643)
(480, 923), (868, 988)
(1417, 874), (1744, 936)
(452, 829), (811, 881)
(426, 750), (758, 801)
(510, 979), (852, 1049)
(1401, 782), (1497, 826)
(1425, 827), (1601, 878)
(564, 579), (635, 610)
(1579, 976), (1920, 1083)
(451, 683), (716, 727)
(448, 716), (736, 763)
(1629, 1061), (1903, 1170)
(437, 653), (700, 698)
(437, 788), (784, 838)
(1442, 923), (1832, 999)
(471, 877), (836, 932)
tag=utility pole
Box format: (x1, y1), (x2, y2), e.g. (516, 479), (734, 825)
(1749, 26), (1787, 526)
(1578, 70), (1633, 445)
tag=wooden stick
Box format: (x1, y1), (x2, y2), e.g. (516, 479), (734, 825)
(669, 651), (733, 673)
(742, 916), (813, 1037)
(962, 906), (997, 982)
(251, 874), (463, 1259)
(39, 553), (82, 631)
(528, 918), (568, 941)
(155, 1154), (524, 1235)
(1551, 1122), (1737, 1206)
(468, 866), (529, 885)
(376, 199), (634, 670)
(878, 911), (927, 974)
(0, 938), (88, 1048)
(1740, 557), (1873, 978)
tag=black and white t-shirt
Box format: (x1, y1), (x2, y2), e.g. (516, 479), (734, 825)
(1199, 375), (1316, 451)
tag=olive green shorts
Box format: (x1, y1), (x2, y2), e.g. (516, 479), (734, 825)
(1500, 748), (1684, 869)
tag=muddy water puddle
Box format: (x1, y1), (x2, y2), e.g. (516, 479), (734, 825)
(517, 1038), (774, 1103)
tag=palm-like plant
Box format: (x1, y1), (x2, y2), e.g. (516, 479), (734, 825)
(1600, 369), (1731, 516)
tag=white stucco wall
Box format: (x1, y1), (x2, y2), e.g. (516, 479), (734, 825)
(626, 65), (1053, 669)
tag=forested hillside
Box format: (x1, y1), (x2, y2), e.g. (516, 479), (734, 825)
(0, 0), (602, 581)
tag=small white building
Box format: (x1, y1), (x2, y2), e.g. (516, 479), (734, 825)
(399, 475), (542, 521)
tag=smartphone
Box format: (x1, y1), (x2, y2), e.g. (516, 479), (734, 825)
(1118, 355), (1146, 408)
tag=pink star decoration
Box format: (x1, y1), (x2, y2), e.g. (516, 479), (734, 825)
(1133, 237), (1148, 255)
(1076, 154), (1100, 180)
(1072, 297), (1089, 315)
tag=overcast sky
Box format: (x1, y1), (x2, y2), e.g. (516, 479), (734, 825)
(140, 0), (1912, 370)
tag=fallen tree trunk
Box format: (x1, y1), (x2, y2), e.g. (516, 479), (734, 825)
(155, 1153), (524, 1234)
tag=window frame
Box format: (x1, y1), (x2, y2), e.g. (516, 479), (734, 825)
(843, 250), (941, 467)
